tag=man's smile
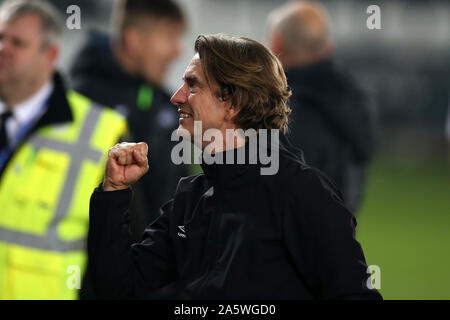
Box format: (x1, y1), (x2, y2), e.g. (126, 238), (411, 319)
(178, 108), (193, 119)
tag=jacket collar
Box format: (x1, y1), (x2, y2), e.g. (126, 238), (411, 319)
(200, 131), (297, 187)
(200, 141), (254, 185)
(34, 71), (73, 129)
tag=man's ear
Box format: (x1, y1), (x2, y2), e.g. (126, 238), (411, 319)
(224, 101), (240, 122)
(122, 27), (140, 54)
(269, 31), (284, 56)
(45, 45), (59, 68)
(322, 40), (334, 57)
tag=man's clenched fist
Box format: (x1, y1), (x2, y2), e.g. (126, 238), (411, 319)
(102, 142), (149, 192)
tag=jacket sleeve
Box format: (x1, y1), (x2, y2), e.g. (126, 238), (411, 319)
(282, 168), (382, 300)
(88, 185), (178, 299)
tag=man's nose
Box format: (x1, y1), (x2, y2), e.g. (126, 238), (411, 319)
(0, 41), (6, 54)
(170, 84), (187, 107)
(0, 39), (11, 56)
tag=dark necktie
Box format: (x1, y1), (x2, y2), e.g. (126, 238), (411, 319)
(0, 111), (13, 151)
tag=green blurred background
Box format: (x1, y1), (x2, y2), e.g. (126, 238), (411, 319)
(357, 150), (450, 299)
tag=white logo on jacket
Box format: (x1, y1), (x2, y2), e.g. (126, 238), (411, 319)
(178, 225), (186, 238)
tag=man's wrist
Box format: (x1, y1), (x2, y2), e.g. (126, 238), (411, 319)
(101, 180), (131, 192)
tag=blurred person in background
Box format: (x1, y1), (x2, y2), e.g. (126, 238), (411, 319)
(70, 0), (188, 299)
(70, 0), (188, 244)
(267, 0), (377, 214)
(0, 0), (126, 299)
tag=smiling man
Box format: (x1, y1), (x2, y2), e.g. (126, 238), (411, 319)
(88, 33), (382, 300)
(172, 52), (243, 145)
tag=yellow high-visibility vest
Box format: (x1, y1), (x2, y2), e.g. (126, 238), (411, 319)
(0, 91), (127, 299)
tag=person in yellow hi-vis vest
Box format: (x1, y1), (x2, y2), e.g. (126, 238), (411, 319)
(0, 0), (127, 299)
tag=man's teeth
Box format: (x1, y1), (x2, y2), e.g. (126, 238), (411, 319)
(180, 113), (192, 118)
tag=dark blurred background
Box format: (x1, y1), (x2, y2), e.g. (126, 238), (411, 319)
(41, 0), (450, 299)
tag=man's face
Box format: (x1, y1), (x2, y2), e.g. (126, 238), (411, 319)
(0, 14), (55, 86)
(134, 18), (184, 86)
(171, 53), (230, 141)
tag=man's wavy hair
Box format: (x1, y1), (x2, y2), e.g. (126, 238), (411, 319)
(194, 33), (292, 133)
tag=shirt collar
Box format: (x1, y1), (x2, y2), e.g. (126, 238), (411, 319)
(11, 81), (54, 126)
(0, 81), (53, 123)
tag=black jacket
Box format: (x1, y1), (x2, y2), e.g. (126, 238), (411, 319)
(285, 60), (376, 213)
(88, 135), (382, 300)
(70, 30), (188, 241)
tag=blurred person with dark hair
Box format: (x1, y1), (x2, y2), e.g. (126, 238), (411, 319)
(70, 0), (189, 299)
(267, 0), (377, 214)
(70, 0), (188, 263)
(87, 33), (382, 300)
(0, 0), (126, 299)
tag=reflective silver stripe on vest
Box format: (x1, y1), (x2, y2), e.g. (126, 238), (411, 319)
(0, 104), (104, 252)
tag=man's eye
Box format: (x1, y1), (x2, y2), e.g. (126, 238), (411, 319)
(12, 38), (24, 48)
